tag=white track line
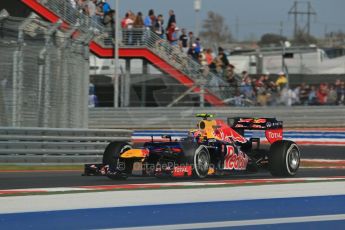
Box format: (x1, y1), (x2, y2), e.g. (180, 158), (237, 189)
(1, 181), (344, 214)
(113, 214), (345, 230)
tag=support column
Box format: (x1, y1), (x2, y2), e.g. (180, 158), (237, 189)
(122, 59), (131, 107)
(141, 59), (148, 107)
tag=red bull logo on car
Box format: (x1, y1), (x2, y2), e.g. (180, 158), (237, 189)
(224, 145), (248, 170)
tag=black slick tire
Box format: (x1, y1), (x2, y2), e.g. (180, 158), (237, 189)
(269, 140), (300, 177)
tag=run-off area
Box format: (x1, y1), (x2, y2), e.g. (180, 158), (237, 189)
(0, 181), (344, 229)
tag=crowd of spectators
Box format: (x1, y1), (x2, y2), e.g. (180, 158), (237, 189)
(223, 71), (345, 107)
(75, 1), (345, 107)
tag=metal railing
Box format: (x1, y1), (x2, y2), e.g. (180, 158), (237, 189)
(0, 127), (132, 163)
(95, 28), (233, 100)
(35, 0), (233, 101)
(38, 0), (104, 33)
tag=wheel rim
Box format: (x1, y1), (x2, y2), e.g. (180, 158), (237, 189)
(288, 147), (300, 171)
(195, 148), (210, 177)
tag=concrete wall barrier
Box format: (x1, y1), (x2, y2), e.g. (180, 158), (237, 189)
(0, 127), (132, 164)
(89, 106), (345, 129)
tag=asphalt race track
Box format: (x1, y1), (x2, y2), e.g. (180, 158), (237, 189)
(0, 145), (344, 229)
(299, 146), (345, 159)
(0, 145), (344, 190)
(0, 168), (344, 190)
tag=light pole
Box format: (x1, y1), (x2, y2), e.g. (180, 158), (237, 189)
(114, 0), (120, 108)
(280, 41), (291, 89)
(194, 0), (201, 37)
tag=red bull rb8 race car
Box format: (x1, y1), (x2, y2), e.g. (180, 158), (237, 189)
(84, 114), (301, 179)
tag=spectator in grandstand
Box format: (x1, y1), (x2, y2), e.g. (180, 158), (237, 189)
(103, 9), (115, 45)
(308, 85), (317, 105)
(88, 93), (99, 108)
(167, 22), (179, 46)
(94, 0), (104, 24)
(86, 0), (97, 20)
(336, 81), (345, 105)
(209, 55), (223, 75)
(88, 82), (98, 107)
(240, 76), (255, 103)
(129, 11), (136, 21)
(121, 12), (134, 45)
(144, 9), (156, 30)
(199, 49), (208, 66)
(166, 9), (176, 37)
(188, 43), (199, 61)
(188, 32), (195, 50)
(316, 83), (329, 105)
(327, 85), (337, 105)
(275, 72), (288, 91)
(179, 28), (188, 53)
(218, 47), (229, 67)
(194, 38), (202, 54)
(81, 0), (95, 17)
(255, 75), (265, 88)
(133, 12), (144, 45)
(154, 14), (164, 38)
(292, 86), (301, 105)
(205, 48), (213, 65)
(225, 64), (236, 84)
(102, 0), (111, 15)
(299, 83), (309, 105)
(256, 90), (269, 106)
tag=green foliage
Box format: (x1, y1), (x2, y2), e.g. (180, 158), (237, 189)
(199, 11), (233, 45)
(293, 29), (318, 45)
(259, 33), (288, 46)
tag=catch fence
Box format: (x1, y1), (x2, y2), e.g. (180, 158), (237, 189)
(0, 14), (91, 128)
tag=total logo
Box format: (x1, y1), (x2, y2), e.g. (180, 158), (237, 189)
(268, 131), (282, 139)
(265, 129), (283, 144)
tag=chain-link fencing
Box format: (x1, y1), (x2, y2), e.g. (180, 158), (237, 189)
(0, 14), (90, 128)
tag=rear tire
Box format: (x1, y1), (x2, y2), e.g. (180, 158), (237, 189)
(269, 140), (300, 177)
(182, 143), (210, 178)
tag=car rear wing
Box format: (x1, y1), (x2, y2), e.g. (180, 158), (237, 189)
(227, 117), (283, 130)
(227, 117), (283, 144)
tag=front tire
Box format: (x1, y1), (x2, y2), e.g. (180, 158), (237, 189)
(182, 143), (210, 178)
(269, 140), (300, 177)
(103, 142), (132, 179)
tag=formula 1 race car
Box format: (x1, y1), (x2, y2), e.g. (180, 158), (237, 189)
(84, 114), (301, 179)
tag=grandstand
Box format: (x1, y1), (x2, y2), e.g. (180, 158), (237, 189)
(0, 0), (344, 128)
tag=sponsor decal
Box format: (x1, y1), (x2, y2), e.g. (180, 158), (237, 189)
(252, 124), (264, 129)
(239, 118), (253, 123)
(265, 129), (283, 144)
(224, 145), (248, 170)
(253, 118), (267, 124)
(172, 165), (192, 177)
(215, 120), (247, 144)
(235, 124), (245, 128)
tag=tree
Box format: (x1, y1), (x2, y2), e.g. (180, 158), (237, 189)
(199, 11), (233, 45)
(293, 29), (317, 45)
(259, 33), (288, 46)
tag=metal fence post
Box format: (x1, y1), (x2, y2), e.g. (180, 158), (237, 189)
(42, 20), (62, 127)
(81, 32), (94, 128)
(12, 18), (32, 126)
(60, 27), (77, 128)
